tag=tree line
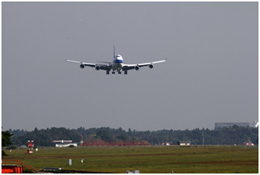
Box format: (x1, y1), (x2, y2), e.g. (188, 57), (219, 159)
(7, 126), (258, 147)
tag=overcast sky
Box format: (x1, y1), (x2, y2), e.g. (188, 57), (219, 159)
(2, 2), (258, 131)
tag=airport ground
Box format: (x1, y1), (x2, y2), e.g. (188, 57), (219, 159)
(2, 145), (258, 173)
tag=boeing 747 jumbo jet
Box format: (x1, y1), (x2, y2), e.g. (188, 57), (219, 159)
(67, 46), (166, 75)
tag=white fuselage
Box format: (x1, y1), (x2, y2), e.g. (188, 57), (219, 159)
(112, 54), (124, 71)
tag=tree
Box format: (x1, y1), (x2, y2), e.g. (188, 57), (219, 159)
(34, 127), (38, 132)
(2, 131), (13, 156)
(117, 134), (129, 141)
(2, 131), (13, 147)
(96, 129), (113, 141)
(8, 126), (258, 146)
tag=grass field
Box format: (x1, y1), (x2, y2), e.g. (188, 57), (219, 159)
(3, 146), (258, 173)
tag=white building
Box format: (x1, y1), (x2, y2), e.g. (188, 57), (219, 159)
(55, 143), (78, 148)
(53, 140), (77, 147)
(179, 141), (191, 146)
(161, 142), (171, 146)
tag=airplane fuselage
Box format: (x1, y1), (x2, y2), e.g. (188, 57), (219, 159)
(111, 54), (124, 71)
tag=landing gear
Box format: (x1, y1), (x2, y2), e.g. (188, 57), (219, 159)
(118, 71), (121, 74)
(112, 71), (115, 74)
(106, 70), (110, 75)
(124, 70), (128, 75)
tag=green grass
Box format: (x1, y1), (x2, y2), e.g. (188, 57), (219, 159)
(3, 146), (258, 173)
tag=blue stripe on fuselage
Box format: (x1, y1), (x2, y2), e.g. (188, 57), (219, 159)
(114, 59), (123, 63)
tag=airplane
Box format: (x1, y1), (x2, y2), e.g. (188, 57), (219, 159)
(67, 46), (166, 75)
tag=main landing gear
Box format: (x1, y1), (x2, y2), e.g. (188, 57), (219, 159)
(107, 70), (127, 75)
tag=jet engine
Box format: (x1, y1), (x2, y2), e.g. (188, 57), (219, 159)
(135, 66), (140, 70)
(95, 65), (100, 70)
(122, 66), (127, 71)
(149, 64), (154, 69)
(80, 64), (85, 69)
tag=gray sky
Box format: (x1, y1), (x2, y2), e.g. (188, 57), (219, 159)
(2, 2), (258, 131)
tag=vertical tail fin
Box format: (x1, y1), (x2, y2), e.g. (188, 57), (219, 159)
(113, 45), (116, 59)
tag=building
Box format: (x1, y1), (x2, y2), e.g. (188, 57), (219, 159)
(161, 142), (171, 146)
(244, 142), (255, 146)
(178, 141), (191, 147)
(215, 122), (249, 130)
(55, 143), (78, 148)
(53, 140), (77, 148)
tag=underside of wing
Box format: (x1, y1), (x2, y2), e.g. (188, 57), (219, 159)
(67, 60), (111, 70)
(67, 60), (96, 67)
(122, 59), (166, 70)
(138, 60), (166, 67)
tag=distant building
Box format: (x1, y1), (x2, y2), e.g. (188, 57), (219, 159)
(20, 145), (27, 149)
(215, 122), (249, 130)
(55, 143), (78, 148)
(178, 141), (191, 147)
(161, 142), (171, 146)
(244, 142), (255, 146)
(53, 140), (77, 147)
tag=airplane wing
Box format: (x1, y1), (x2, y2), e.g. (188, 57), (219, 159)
(122, 59), (166, 70)
(67, 60), (96, 67)
(66, 60), (111, 70)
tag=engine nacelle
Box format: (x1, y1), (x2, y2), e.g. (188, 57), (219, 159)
(122, 66), (127, 71)
(149, 64), (154, 69)
(80, 64), (85, 69)
(95, 65), (100, 71)
(135, 66), (140, 71)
